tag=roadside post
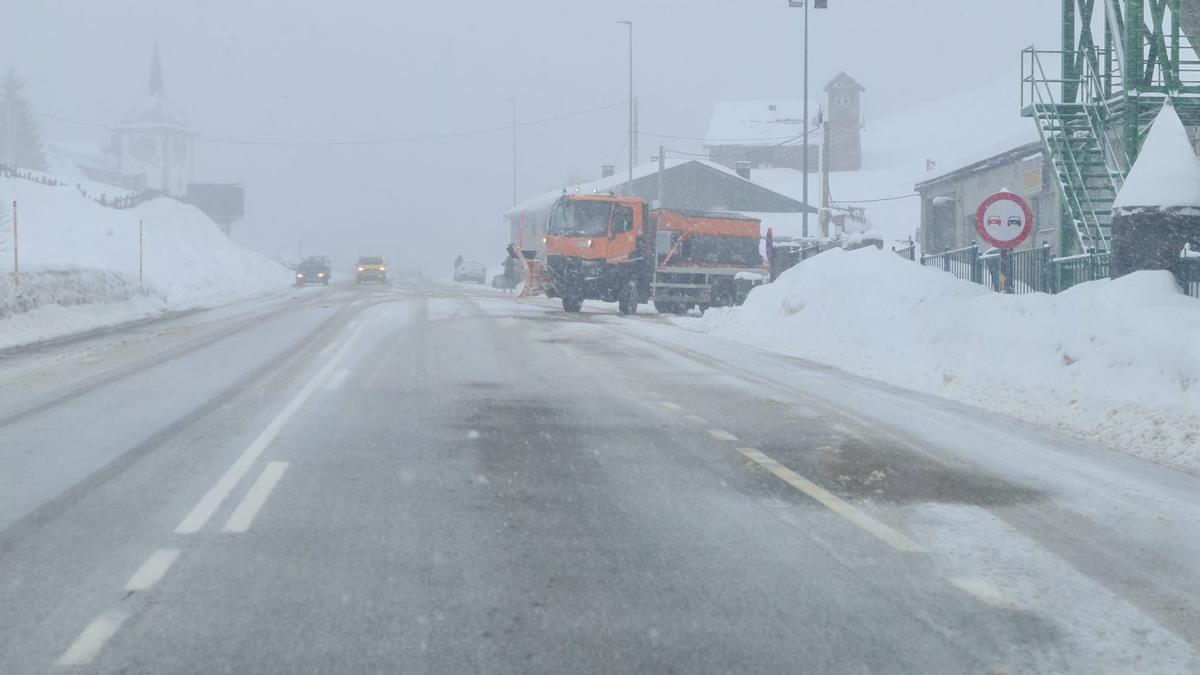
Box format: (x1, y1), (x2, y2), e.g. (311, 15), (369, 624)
(139, 219), (144, 293)
(11, 200), (18, 289)
(976, 191), (1033, 293)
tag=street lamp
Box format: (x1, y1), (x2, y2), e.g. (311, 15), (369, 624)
(506, 98), (517, 207)
(617, 20), (634, 195)
(787, 0), (826, 239)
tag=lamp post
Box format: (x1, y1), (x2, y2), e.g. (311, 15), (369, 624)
(617, 20), (634, 196)
(506, 98), (517, 207)
(787, 0), (826, 239)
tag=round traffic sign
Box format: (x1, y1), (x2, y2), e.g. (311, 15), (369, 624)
(975, 192), (1033, 249)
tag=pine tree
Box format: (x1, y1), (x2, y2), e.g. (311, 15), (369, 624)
(0, 67), (48, 171)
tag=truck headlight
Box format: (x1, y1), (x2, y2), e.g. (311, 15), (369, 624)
(318, 272), (325, 277)
(357, 266), (364, 271)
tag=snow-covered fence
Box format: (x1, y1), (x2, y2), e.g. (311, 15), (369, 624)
(0, 267), (142, 319)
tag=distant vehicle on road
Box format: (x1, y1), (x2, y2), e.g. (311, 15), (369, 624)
(455, 260), (487, 284)
(295, 256), (331, 286)
(355, 256), (387, 284)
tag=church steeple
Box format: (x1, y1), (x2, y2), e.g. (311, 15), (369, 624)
(149, 42), (165, 95)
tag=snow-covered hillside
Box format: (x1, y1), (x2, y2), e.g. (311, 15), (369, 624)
(0, 176), (292, 349)
(692, 248), (1200, 473)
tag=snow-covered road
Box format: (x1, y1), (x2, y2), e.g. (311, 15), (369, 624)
(1, 280), (1197, 673)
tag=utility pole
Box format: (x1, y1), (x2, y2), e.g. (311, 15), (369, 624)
(788, 1), (827, 239)
(507, 98), (517, 207)
(633, 97), (640, 168)
(618, 20), (634, 196)
(820, 116), (831, 238)
(657, 145), (666, 207)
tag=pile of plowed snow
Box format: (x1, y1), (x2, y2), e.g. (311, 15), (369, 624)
(0, 176), (291, 349)
(693, 247), (1200, 473)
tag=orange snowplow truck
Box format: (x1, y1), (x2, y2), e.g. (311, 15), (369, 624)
(543, 193), (765, 314)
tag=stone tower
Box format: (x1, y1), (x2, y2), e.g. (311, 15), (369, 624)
(824, 72), (864, 172)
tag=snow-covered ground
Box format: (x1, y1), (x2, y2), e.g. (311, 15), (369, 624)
(0, 176), (292, 350)
(689, 247), (1200, 473)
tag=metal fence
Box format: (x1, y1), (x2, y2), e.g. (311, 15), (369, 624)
(920, 245), (981, 284)
(892, 243), (916, 261)
(920, 245), (1198, 299)
(1178, 258), (1200, 298)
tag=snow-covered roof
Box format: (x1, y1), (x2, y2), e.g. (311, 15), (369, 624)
(868, 70), (1037, 179)
(1113, 100), (1200, 211)
(118, 91), (192, 132)
(703, 100), (818, 147)
(505, 159), (755, 216)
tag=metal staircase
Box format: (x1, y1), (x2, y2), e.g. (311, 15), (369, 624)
(1022, 0), (1200, 255)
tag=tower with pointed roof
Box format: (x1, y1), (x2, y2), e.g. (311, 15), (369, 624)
(824, 72), (863, 172)
(111, 43), (195, 195)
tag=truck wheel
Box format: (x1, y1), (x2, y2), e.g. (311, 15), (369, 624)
(653, 301), (680, 315)
(562, 295), (583, 313)
(618, 281), (639, 315)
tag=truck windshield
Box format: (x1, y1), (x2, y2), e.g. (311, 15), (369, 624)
(548, 199), (623, 237)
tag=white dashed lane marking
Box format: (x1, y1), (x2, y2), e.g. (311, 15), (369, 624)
(56, 611), (126, 667)
(124, 549), (181, 592)
(738, 447), (925, 553)
(708, 429), (739, 442)
(223, 461), (289, 534)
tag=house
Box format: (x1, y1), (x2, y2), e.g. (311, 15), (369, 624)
(703, 72), (865, 174)
(504, 159), (814, 254)
(915, 141), (1061, 254)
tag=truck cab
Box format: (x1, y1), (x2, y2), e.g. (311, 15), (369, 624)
(543, 194), (653, 314)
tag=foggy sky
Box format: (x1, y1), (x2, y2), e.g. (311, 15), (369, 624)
(3, 0), (1058, 272)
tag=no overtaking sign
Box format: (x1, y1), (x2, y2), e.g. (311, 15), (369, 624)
(975, 191), (1033, 250)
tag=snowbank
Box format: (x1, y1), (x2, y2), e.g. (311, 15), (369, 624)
(0, 176), (292, 349)
(693, 248), (1200, 473)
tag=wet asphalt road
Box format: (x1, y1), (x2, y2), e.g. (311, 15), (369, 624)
(1, 280), (1198, 673)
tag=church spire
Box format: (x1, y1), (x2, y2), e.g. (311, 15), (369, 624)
(149, 42), (164, 95)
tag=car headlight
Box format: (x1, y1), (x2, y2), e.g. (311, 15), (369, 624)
(357, 267), (364, 271)
(296, 272), (303, 277)
(379, 266), (386, 272)
(318, 272), (325, 277)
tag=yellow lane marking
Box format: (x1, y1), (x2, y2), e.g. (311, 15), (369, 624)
(737, 447), (925, 553)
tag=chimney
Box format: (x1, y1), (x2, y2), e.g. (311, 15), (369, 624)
(601, 164), (615, 178)
(735, 160), (752, 180)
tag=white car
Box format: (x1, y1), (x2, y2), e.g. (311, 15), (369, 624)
(455, 261), (487, 284)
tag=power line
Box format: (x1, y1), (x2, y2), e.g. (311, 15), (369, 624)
(665, 127), (820, 159)
(39, 100), (627, 147)
(831, 193), (919, 205)
(641, 130), (802, 143)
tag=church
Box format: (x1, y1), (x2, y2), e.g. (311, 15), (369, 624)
(109, 43), (195, 196)
(71, 43), (195, 196)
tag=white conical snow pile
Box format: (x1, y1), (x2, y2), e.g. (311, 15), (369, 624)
(1113, 100), (1200, 212)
